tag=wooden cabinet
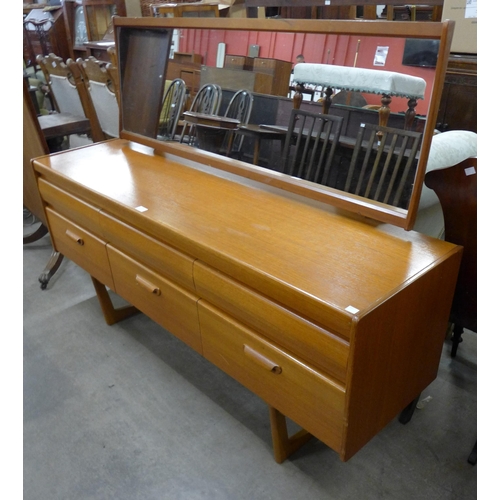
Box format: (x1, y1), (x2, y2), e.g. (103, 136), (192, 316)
(214, 56), (292, 96)
(224, 54), (252, 70)
(436, 54), (477, 133)
(173, 52), (203, 65)
(151, 2), (219, 18)
(252, 57), (292, 96)
(32, 138), (461, 463)
(166, 60), (202, 97)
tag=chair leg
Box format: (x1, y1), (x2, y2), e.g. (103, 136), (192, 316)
(451, 323), (464, 358)
(398, 393), (421, 424)
(23, 223), (49, 245)
(38, 250), (64, 290)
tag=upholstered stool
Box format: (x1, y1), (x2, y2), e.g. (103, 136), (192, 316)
(293, 64), (426, 130)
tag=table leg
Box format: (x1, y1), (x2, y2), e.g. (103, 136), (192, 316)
(253, 136), (261, 165)
(269, 406), (313, 463)
(91, 277), (140, 325)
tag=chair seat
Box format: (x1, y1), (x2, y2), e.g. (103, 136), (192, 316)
(38, 113), (91, 140)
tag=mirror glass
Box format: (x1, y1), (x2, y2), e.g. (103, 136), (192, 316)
(116, 18), (453, 230)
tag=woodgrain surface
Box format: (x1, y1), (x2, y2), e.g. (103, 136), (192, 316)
(33, 138), (462, 461)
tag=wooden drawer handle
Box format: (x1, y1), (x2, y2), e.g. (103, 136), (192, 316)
(244, 345), (282, 374)
(65, 229), (84, 245)
(135, 274), (161, 296)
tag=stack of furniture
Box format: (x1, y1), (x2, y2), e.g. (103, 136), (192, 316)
(62, 0), (126, 60)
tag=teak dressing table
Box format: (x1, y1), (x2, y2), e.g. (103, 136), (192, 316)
(31, 17), (461, 463)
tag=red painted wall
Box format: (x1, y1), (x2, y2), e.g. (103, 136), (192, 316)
(179, 29), (435, 115)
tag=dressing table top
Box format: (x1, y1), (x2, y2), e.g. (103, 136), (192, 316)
(35, 138), (459, 335)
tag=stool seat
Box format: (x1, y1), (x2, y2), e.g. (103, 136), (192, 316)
(293, 64), (426, 99)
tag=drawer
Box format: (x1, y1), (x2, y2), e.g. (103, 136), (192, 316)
(198, 300), (346, 453)
(224, 55), (246, 69)
(45, 208), (114, 289)
(99, 212), (196, 292)
(253, 58), (277, 73)
(107, 245), (202, 354)
(193, 262), (349, 383)
(38, 178), (103, 237)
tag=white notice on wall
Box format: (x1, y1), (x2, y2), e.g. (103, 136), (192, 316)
(373, 46), (389, 67)
(465, 0), (477, 19)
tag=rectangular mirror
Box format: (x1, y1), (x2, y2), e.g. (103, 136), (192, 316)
(115, 17), (454, 230)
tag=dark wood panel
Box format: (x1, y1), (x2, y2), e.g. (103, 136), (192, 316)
(436, 54), (477, 133)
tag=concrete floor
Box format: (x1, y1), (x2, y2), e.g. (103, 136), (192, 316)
(23, 232), (477, 499)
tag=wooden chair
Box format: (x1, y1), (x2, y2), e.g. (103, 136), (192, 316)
(158, 78), (187, 141)
(23, 79), (64, 289)
(281, 109), (343, 185)
(76, 56), (120, 138)
(179, 83), (222, 146)
(339, 123), (422, 208)
(425, 157), (477, 358)
(222, 89), (254, 158)
(105, 49), (121, 114)
(37, 53), (105, 144)
(425, 156), (477, 465)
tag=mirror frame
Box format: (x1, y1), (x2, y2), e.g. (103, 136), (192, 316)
(114, 17), (454, 230)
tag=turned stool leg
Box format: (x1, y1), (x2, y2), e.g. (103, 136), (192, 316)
(378, 94), (392, 128)
(322, 87), (333, 115)
(404, 98), (418, 130)
(293, 83), (304, 110)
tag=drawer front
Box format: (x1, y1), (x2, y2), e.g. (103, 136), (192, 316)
(194, 262), (349, 383)
(100, 212), (196, 292)
(107, 245), (202, 354)
(199, 300), (345, 452)
(45, 208), (114, 289)
(224, 55), (246, 69)
(38, 178), (103, 237)
(254, 58), (277, 73)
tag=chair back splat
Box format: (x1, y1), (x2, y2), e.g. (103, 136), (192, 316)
(223, 89), (254, 157)
(341, 123), (422, 208)
(281, 109), (343, 186)
(77, 57), (120, 138)
(37, 53), (105, 144)
(158, 78), (187, 141)
(179, 83), (222, 146)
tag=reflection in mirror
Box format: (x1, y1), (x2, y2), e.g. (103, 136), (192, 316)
(115, 18), (454, 230)
(165, 27), (437, 210)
